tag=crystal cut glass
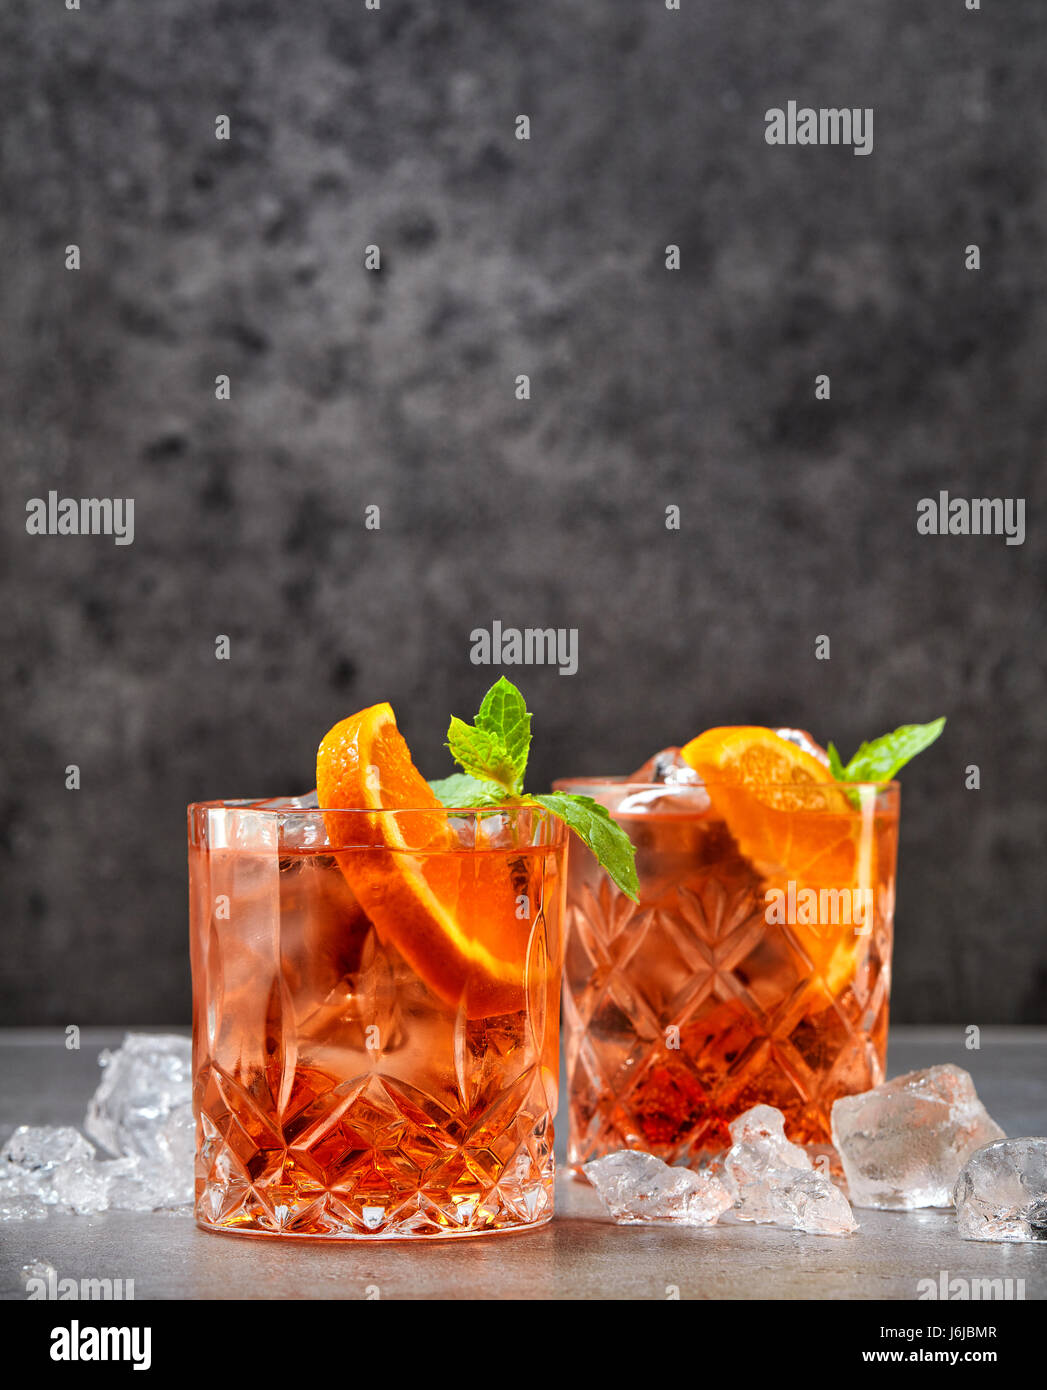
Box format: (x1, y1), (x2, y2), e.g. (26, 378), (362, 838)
(555, 778), (899, 1170)
(188, 801), (566, 1239)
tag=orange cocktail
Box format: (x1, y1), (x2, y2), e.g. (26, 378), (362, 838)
(188, 704), (566, 1239)
(558, 728), (900, 1170)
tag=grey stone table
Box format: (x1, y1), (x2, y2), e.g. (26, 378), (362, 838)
(1, 1027), (1045, 1301)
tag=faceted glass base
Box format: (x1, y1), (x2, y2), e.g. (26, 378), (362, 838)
(195, 1169), (554, 1241)
(193, 1066), (557, 1240)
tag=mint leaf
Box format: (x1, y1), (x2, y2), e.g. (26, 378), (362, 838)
(429, 773), (506, 808)
(826, 741), (847, 781)
(437, 679), (639, 901)
(474, 677), (531, 786)
(825, 741), (861, 806)
(446, 716), (520, 792)
(831, 718), (946, 784)
(532, 792), (639, 902)
(445, 678), (531, 794)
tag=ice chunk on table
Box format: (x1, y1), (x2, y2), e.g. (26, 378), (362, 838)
(83, 1032), (194, 1211)
(725, 1104), (810, 1182)
(2, 1125), (96, 1179)
(732, 1166), (857, 1237)
(725, 1105), (857, 1236)
(0, 1035), (195, 1222)
(104, 1148), (194, 1212)
(84, 1032), (192, 1161)
(831, 1064), (1005, 1210)
(48, 1157), (113, 1214)
(0, 1123), (191, 1218)
(1, 1125), (106, 1214)
(584, 1150), (735, 1226)
(101, 1161), (170, 1213)
(0, 1188), (47, 1221)
(954, 1138), (1047, 1243)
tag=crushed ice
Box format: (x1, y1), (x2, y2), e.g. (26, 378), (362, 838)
(584, 1151), (735, 1226)
(586, 1104), (856, 1237)
(0, 1033), (194, 1220)
(723, 1105), (857, 1235)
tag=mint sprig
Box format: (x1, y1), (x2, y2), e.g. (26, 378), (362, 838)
(427, 772), (506, 807)
(446, 719), (522, 791)
(828, 717), (946, 786)
(474, 676), (532, 784)
(431, 676), (639, 901)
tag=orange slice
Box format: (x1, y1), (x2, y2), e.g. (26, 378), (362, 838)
(316, 703), (533, 1019)
(681, 726), (842, 803)
(680, 727), (876, 996)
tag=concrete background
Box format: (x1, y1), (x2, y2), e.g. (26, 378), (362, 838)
(1, 0), (1044, 1024)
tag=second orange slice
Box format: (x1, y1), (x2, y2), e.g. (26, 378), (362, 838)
(680, 726), (858, 883)
(681, 726), (876, 995)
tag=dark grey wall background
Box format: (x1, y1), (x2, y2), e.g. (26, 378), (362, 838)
(2, 0), (1044, 1026)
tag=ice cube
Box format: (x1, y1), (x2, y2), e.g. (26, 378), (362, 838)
(0, 1186), (47, 1221)
(630, 748), (703, 784)
(831, 1064), (1006, 1210)
(254, 791), (319, 809)
(617, 750), (706, 811)
(1, 1126), (96, 1181)
(104, 1153), (194, 1212)
(662, 765), (702, 787)
(734, 1168), (857, 1236)
(954, 1138), (1047, 1243)
(84, 1033), (192, 1160)
(154, 1101), (195, 1170)
(724, 1105), (857, 1235)
(617, 783), (711, 814)
(724, 1104), (810, 1183)
(584, 1150), (735, 1226)
(105, 1103), (194, 1211)
(774, 729), (831, 766)
(0, 1126), (106, 1215)
(49, 1160), (112, 1215)
(620, 749), (709, 812)
(249, 792), (328, 850)
(0, 1038), (196, 1222)
(281, 812), (329, 850)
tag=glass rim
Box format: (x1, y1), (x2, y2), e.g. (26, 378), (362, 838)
(551, 776), (901, 792)
(187, 797), (567, 818)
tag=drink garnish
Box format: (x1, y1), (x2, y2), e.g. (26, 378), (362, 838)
(827, 718), (946, 784)
(316, 702), (534, 1017)
(681, 726), (853, 813)
(681, 726), (873, 997)
(430, 677), (639, 901)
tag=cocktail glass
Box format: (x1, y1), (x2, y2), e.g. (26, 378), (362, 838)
(188, 798), (566, 1238)
(555, 776), (899, 1170)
